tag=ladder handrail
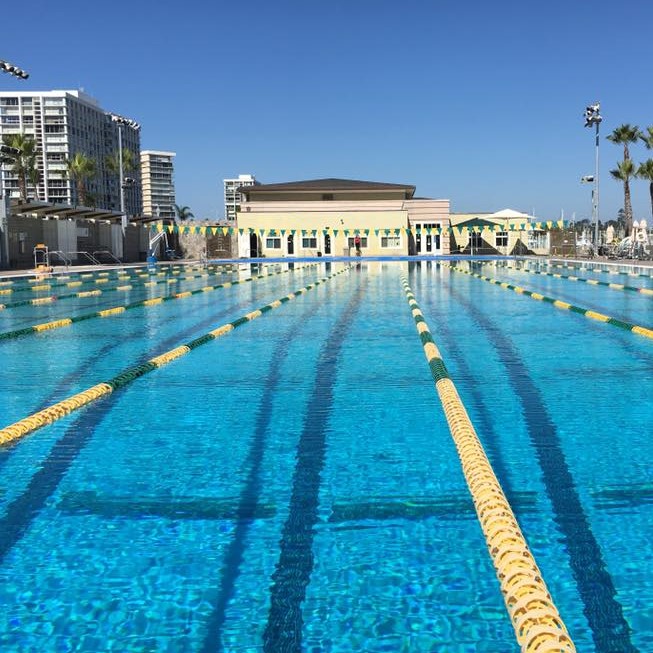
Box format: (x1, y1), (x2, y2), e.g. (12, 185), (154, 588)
(92, 249), (122, 265)
(49, 250), (72, 267)
(66, 251), (101, 265)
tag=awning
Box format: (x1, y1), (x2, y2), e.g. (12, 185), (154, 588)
(10, 199), (124, 222)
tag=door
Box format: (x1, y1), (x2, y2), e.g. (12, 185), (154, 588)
(324, 233), (331, 255)
(287, 234), (294, 255)
(249, 233), (259, 257)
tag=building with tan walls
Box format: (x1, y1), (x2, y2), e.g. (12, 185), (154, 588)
(236, 178), (451, 258)
(450, 209), (550, 256)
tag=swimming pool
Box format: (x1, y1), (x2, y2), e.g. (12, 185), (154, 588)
(0, 259), (651, 652)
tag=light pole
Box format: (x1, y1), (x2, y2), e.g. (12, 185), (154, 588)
(0, 144), (21, 268)
(584, 102), (602, 253)
(109, 114), (140, 234)
(0, 59), (29, 80)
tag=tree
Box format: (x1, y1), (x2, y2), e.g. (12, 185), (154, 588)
(65, 152), (96, 206)
(610, 159), (636, 232)
(1, 133), (39, 202)
(105, 148), (135, 177)
(174, 204), (194, 222)
(640, 126), (653, 150)
(637, 159), (653, 221)
(607, 124), (642, 231)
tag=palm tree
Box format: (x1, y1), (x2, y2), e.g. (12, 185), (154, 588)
(105, 148), (135, 177)
(607, 124), (642, 232)
(637, 159), (653, 220)
(65, 152), (96, 206)
(610, 159), (636, 232)
(640, 126), (653, 150)
(174, 204), (194, 222)
(1, 133), (39, 202)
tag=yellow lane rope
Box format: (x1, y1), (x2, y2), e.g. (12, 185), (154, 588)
(0, 266), (349, 447)
(400, 274), (575, 653)
(447, 265), (653, 340)
(0, 264), (312, 341)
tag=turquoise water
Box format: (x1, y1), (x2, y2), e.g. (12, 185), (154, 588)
(0, 259), (652, 652)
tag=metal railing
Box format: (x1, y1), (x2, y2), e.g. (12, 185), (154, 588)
(92, 249), (122, 265)
(66, 251), (101, 265)
(50, 250), (72, 267)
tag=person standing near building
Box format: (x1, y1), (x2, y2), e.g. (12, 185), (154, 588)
(354, 234), (361, 256)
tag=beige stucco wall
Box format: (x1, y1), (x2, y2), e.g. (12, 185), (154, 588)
(237, 208), (408, 257)
(236, 197), (453, 257)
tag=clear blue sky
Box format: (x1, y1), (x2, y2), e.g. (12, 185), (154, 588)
(3, 0), (653, 221)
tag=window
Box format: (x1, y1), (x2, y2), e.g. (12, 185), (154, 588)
(496, 231), (508, 247)
(266, 237), (281, 249)
(347, 237), (368, 248)
(381, 236), (401, 248)
(302, 237), (317, 248)
(321, 193), (334, 200)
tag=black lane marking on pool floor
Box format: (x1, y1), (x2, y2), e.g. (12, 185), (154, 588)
(262, 279), (366, 653)
(0, 293), (279, 561)
(446, 280), (638, 653)
(198, 302), (324, 653)
(409, 267), (519, 506)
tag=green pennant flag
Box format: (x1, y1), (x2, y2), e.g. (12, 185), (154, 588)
(333, 229), (339, 237)
(374, 229), (379, 236)
(364, 229), (370, 236)
(280, 229), (286, 236)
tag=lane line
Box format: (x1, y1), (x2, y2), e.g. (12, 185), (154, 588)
(0, 267), (349, 447)
(400, 274), (576, 653)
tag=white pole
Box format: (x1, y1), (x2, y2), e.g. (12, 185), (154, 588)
(594, 120), (600, 251)
(118, 125), (126, 234)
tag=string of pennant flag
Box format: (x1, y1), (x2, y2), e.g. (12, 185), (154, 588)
(151, 220), (569, 237)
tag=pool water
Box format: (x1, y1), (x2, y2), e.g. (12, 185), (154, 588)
(0, 259), (652, 652)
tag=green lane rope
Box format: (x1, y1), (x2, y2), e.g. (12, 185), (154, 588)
(447, 265), (653, 340)
(0, 264), (314, 341)
(400, 274), (575, 653)
(0, 266), (349, 447)
(492, 262), (653, 296)
(1, 262), (238, 295)
(0, 263), (234, 291)
(545, 261), (653, 279)
(0, 264), (254, 311)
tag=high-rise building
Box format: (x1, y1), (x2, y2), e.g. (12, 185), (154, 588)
(0, 90), (141, 215)
(141, 150), (176, 219)
(224, 173), (257, 222)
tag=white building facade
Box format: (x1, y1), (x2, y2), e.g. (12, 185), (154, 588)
(0, 90), (141, 215)
(224, 173), (256, 222)
(141, 150), (176, 218)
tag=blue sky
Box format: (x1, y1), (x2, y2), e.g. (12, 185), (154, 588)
(3, 0), (653, 221)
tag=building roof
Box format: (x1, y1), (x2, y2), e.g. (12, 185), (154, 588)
(240, 178), (416, 196)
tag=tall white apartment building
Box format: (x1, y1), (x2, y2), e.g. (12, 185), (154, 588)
(0, 90), (141, 215)
(141, 150), (176, 219)
(224, 173), (257, 222)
